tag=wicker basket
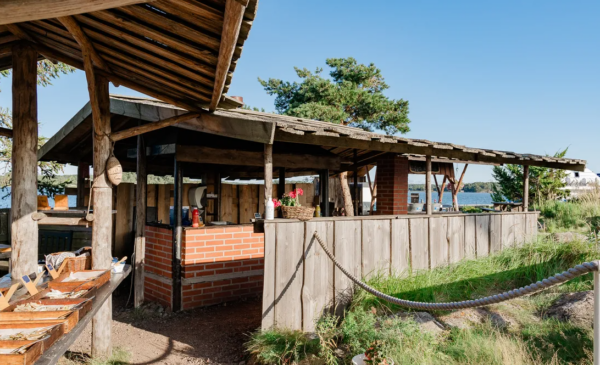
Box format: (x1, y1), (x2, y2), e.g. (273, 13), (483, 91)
(281, 206), (315, 221)
(63, 255), (92, 272)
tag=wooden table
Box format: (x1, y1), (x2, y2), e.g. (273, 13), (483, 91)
(34, 265), (132, 365)
(493, 202), (523, 212)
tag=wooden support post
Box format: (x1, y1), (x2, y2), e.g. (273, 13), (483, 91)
(353, 150), (359, 216)
(134, 135), (147, 308)
(426, 156), (432, 215)
(439, 175), (447, 204)
(172, 159), (183, 312)
(523, 165), (529, 212)
(320, 170), (330, 217)
(454, 164), (469, 211)
(278, 167), (286, 199)
(76, 162), (89, 208)
(264, 144), (273, 206)
(215, 172), (221, 221)
(10, 42), (38, 281)
(88, 70), (113, 358)
(114, 183), (134, 258)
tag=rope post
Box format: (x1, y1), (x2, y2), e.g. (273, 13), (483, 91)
(595, 260), (600, 365)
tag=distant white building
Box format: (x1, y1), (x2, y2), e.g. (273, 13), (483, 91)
(562, 168), (600, 198)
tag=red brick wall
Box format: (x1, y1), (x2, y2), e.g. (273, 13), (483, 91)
(182, 225), (264, 310)
(144, 224), (265, 311)
(144, 226), (173, 308)
(376, 154), (409, 215)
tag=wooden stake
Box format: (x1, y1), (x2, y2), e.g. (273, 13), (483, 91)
(0, 283), (20, 310)
(523, 165), (530, 212)
(134, 134), (147, 308)
(426, 156), (432, 215)
(20, 274), (38, 295)
(10, 42), (39, 280)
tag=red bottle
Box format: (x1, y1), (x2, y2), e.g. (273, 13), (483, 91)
(192, 207), (200, 228)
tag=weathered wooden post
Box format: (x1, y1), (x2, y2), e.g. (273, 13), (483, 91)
(353, 149), (359, 216)
(523, 165), (529, 212)
(77, 162), (90, 208)
(426, 156), (432, 215)
(134, 135), (147, 307)
(264, 144), (273, 206)
(278, 167), (286, 199)
(172, 159), (183, 312)
(10, 42), (38, 280)
(89, 74), (113, 358)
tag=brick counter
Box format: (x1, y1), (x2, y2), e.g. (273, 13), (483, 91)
(144, 224), (264, 310)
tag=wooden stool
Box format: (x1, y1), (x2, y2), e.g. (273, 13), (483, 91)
(37, 195), (51, 211)
(54, 194), (69, 211)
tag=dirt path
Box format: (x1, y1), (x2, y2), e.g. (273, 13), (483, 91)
(61, 295), (262, 365)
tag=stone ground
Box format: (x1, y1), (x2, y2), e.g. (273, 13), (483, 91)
(60, 293), (262, 365)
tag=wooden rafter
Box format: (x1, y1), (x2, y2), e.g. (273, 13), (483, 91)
(58, 16), (110, 73)
(0, 127), (13, 138)
(111, 112), (200, 142)
(209, 0), (247, 111)
(0, 0), (151, 25)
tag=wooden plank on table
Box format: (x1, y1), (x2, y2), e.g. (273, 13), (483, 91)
(333, 220), (361, 315)
(157, 184), (170, 224)
(475, 215), (490, 258)
(502, 214), (515, 248)
(146, 184), (156, 208)
(220, 184), (233, 222)
(410, 218), (429, 271)
(361, 219), (391, 278)
(303, 221), (334, 332)
(464, 215), (476, 259)
(274, 222), (304, 330)
(448, 216), (464, 264)
(429, 217), (448, 269)
(261, 222), (276, 330)
(391, 219), (410, 276)
(490, 214), (502, 253)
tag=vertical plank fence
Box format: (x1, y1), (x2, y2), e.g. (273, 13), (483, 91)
(262, 211), (540, 331)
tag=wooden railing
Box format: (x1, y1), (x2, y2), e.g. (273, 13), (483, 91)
(261, 211), (539, 332)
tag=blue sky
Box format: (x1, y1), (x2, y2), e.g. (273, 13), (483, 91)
(0, 0), (598, 182)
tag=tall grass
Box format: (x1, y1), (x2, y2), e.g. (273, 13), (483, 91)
(537, 187), (600, 232)
(353, 239), (598, 312)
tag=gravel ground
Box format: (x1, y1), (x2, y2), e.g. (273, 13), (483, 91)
(60, 294), (262, 365)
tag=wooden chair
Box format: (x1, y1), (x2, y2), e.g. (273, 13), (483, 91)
(54, 195), (69, 211)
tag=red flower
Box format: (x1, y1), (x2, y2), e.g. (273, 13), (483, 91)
(295, 188), (304, 196)
(288, 191), (297, 199)
(272, 198), (281, 208)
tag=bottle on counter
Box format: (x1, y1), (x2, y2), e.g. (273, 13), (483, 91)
(266, 199), (275, 220)
(315, 205), (321, 217)
(192, 207), (200, 227)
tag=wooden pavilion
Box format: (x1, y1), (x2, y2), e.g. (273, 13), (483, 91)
(0, 0), (258, 357)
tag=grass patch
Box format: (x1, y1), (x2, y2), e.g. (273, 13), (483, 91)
(353, 239), (598, 312)
(537, 200), (600, 233)
(60, 348), (131, 365)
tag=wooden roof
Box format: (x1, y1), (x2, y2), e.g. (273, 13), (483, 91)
(39, 95), (587, 174)
(0, 0), (258, 111)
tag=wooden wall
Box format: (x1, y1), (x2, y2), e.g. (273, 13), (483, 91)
(262, 211), (539, 331)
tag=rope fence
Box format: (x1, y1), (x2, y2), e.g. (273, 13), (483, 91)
(312, 231), (600, 364)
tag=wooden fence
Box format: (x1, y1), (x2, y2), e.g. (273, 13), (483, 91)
(262, 211), (539, 332)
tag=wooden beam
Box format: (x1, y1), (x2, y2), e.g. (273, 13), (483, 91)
(111, 112), (200, 142)
(264, 144), (273, 208)
(426, 156), (432, 215)
(454, 164), (469, 210)
(179, 112), (275, 144)
(134, 134), (147, 308)
(10, 42), (39, 280)
(176, 145), (342, 171)
(86, 55), (113, 357)
(209, 0), (247, 111)
(57, 16), (110, 72)
(37, 217), (90, 226)
(274, 130), (586, 172)
(523, 165), (529, 211)
(5, 24), (35, 42)
(76, 162), (89, 208)
(0, 0), (151, 25)
(0, 127), (13, 138)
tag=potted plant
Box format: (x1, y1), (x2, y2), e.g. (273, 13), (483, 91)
(273, 188), (315, 221)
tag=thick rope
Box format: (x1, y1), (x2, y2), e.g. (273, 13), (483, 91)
(313, 232), (599, 311)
